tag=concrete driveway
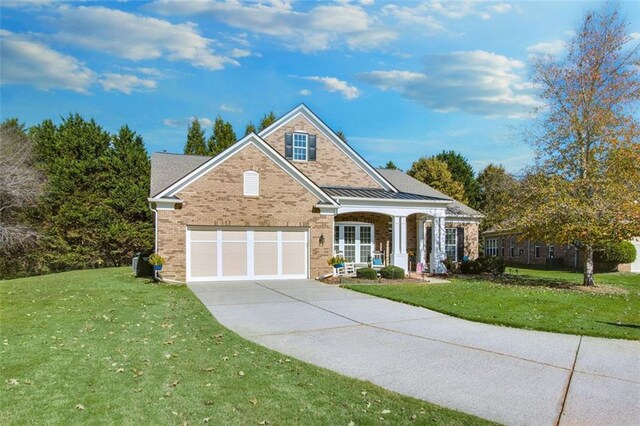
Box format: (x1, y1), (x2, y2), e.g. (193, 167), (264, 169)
(189, 279), (640, 426)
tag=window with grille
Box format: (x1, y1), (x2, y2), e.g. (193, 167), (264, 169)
(293, 133), (308, 161)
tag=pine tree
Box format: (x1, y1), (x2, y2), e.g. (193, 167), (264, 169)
(245, 121), (256, 136)
(382, 161), (399, 170)
(258, 112), (277, 131)
(208, 116), (237, 156)
(106, 126), (153, 264)
(30, 114), (113, 271)
(184, 118), (207, 155)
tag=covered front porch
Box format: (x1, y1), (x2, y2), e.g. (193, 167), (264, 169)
(333, 211), (451, 274)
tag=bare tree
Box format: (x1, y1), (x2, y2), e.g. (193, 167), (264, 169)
(0, 119), (42, 251)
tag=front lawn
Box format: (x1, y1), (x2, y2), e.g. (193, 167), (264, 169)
(0, 268), (489, 425)
(344, 269), (640, 340)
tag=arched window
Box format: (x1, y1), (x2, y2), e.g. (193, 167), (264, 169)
(243, 170), (259, 196)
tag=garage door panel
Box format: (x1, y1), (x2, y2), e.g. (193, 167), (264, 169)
(254, 242), (278, 276)
(282, 242), (306, 275)
(188, 228), (307, 281)
(191, 242), (217, 277)
(221, 242), (247, 276)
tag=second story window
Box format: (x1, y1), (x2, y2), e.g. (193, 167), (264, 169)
(293, 133), (308, 161)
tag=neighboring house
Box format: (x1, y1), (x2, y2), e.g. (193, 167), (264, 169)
(483, 230), (640, 273)
(148, 104), (482, 283)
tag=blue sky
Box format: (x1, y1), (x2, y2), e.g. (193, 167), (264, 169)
(1, 1), (638, 174)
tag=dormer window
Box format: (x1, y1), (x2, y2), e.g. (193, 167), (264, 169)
(243, 170), (259, 196)
(293, 133), (308, 161)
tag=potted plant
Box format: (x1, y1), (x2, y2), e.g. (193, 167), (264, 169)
(327, 255), (346, 269)
(148, 253), (165, 271)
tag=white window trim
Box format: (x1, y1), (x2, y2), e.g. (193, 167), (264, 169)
(292, 132), (308, 162)
(243, 170), (259, 197)
(486, 238), (498, 257)
(333, 222), (375, 264)
(445, 227), (457, 261)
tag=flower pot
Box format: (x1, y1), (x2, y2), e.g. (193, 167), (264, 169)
(153, 265), (163, 271)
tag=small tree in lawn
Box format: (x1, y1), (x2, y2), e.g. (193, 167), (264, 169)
(515, 4), (640, 286)
(184, 118), (207, 155)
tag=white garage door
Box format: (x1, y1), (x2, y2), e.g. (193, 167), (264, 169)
(187, 228), (308, 281)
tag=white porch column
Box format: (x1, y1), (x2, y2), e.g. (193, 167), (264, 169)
(417, 216), (426, 266)
(392, 215), (408, 271)
(430, 213), (448, 274)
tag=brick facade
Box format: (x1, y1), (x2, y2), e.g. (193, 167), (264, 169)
(484, 233), (637, 272)
(262, 115), (382, 188)
(483, 232), (581, 268)
(156, 144), (334, 282)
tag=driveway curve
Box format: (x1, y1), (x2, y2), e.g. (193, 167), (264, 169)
(188, 279), (640, 426)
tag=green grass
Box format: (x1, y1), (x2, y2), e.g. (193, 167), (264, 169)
(1, 268), (490, 425)
(344, 269), (640, 340)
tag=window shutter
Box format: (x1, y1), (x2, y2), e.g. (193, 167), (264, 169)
(284, 133), (293, 159)
(426, 227), (432, 260)
(243, 171), (259, 196)
(308, 135), (317, 161)
(457, 227), (465, 261)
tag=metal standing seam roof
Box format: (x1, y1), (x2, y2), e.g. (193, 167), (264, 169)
(321, 186), (448, 201)
(375, 168), (484, 217)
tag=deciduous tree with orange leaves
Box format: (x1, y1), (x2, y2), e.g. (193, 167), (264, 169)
(514, 4), (640, 286)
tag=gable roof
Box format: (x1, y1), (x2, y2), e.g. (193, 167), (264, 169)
(152, 133), (338, 206)
(150, 153), (210, 197)
(258, 103), (397, 192)
(376, 168), (483, 218)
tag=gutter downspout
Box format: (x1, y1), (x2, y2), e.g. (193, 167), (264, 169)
(149, 203), (158, 281)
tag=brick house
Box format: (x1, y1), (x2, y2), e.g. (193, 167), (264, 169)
(483, 229), (640, 273)
(148, 104), (482, 283)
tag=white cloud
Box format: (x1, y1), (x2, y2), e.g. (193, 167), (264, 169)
(53, 6), (238, 70)
(381, 0), (514, 34)
(2, 0), (52, 8)
(304, 76), (360, 100)
(220, 104), (243, 113)
(163, 117), (213, 128)
(99, 73), (157, 94)
(358, 50), (540, 118)
(149, 0), (397, 52)
(229, 48), (251, 58)
(299, 89), (312, 96)
(488, 3), (512, 14)
(527, 39), (566, 57)
(0, 30), (94, 93)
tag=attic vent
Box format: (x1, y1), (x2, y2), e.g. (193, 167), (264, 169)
(243, 170), (259, 197)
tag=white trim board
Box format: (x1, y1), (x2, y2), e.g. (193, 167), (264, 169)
(258, 104), (397, 192)
(156, 133), (337, 206)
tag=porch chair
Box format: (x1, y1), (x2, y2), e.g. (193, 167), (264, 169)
(370, 251), (385, 270)
(334, 262), (356, 277)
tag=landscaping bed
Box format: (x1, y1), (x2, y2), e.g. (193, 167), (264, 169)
(1, 267), (489, 425)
